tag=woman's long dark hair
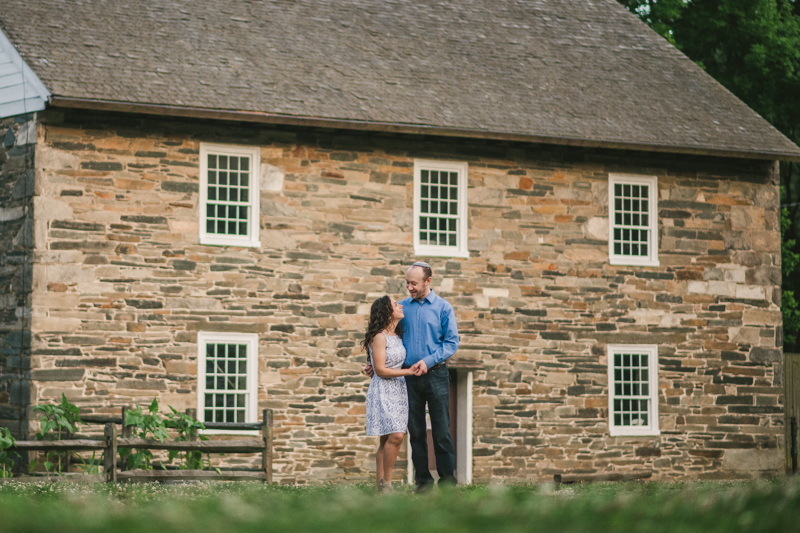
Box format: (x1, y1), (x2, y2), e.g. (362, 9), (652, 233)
(361, 295), (404, 353)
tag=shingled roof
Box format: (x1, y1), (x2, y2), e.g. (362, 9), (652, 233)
(2, 0), (799, 161)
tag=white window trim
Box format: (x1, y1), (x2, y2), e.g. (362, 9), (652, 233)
(199, 143), (261, 248)
(197, 332), (259, 435)
(607, 344), (660, 437)
(413, 159), (469, 258)
(608, 173), (658, 267)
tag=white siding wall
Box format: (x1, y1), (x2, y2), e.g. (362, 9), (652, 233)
(0, 29), (49, 119)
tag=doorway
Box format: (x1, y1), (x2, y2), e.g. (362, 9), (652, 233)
(407, 368), (473, 484)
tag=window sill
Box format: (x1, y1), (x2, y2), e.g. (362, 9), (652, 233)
(414, 246), (470, 259)
(609, 257), (659, 267)
(200, 237), (261, 248)
(609, 428), (661, 437)
(199, 429), (260, 436)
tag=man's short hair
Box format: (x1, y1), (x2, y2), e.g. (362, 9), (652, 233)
(408, 261), (432, 281)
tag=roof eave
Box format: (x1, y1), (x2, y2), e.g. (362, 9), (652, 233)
(49, 97), (800, 163)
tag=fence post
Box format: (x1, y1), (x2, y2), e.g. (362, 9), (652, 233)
(121, 406), (132, 437)
(120, 406), (133, 471)
(185, 408), (198, 441)
(792, 417), (798, 475)
(262, 409), (273, 484)
(104, 423), (117, 483)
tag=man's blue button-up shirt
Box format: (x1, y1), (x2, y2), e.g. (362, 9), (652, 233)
(400, 289), (459, 369)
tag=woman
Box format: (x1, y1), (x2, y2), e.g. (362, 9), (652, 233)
(362, 295), (420, 491)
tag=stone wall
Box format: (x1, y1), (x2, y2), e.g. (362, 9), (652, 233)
(0, 113), (36, 438)
(26, 109), (784, 482)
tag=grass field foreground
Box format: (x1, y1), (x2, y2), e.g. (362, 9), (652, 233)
(0, 478), (799, 533)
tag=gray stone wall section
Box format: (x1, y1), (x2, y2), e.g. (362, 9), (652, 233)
(0, 114), (36, 439)
(27, 109), (784, 483)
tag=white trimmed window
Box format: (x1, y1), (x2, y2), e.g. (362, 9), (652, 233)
(197, 332), (259, 434)
(608, 174), (658, 266)
(413, 160), (469, 258)
(199, 143), (261, 247)
(607, 345), (659, 437)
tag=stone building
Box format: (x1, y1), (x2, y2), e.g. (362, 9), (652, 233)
(2, 0), (799, 483)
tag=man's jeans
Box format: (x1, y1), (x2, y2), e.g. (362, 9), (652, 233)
(406, 363), (456, 486)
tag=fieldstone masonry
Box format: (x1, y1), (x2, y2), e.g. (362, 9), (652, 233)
(0, 113), (36, 439)
(1, 108), (786, 482)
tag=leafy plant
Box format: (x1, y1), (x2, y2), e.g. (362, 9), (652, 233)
(31, 393), (83, 474)
(0, 428), (19, 478)
(119, 398), (169, 470)
(76, 451), (102, 475)
(33, 393), (83, 441)
(164, 407), (209, 470)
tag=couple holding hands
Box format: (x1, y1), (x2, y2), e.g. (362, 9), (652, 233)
(362, 261), (459, 491)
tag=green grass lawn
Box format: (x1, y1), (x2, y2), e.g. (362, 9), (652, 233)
(0, 478), (799, 533)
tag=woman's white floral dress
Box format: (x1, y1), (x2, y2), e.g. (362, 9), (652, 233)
(366, 333), (409, 436)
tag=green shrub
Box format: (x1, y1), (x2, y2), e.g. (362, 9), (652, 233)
(119, 398), (168, 470)
(31, 394), (84, 474)
(0, 428), (18, 478)
(164, 406), (209, 470)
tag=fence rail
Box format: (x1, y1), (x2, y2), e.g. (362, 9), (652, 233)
(554, 470), (652, 484)
(4, 408), (273, 484)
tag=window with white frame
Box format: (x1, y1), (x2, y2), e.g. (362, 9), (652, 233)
(607, 344), (659, 436)
(197, 332), (259, 433)
(608, 174), (658, 266)
(413, 160), (469, 258)
(199, 143), (261, 247)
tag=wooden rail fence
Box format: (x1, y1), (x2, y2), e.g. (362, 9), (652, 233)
(786, 352), (799, 474)
(4, 408), (273, 483)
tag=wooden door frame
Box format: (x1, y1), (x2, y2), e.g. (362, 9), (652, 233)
(406, 367), (474, 484)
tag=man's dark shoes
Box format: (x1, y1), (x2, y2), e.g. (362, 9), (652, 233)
(414, 483), (433, 494)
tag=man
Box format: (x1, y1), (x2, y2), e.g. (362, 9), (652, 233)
(366, 261), (460, 490)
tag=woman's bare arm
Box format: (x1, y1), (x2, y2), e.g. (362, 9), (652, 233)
(371, 334), (414, 379)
